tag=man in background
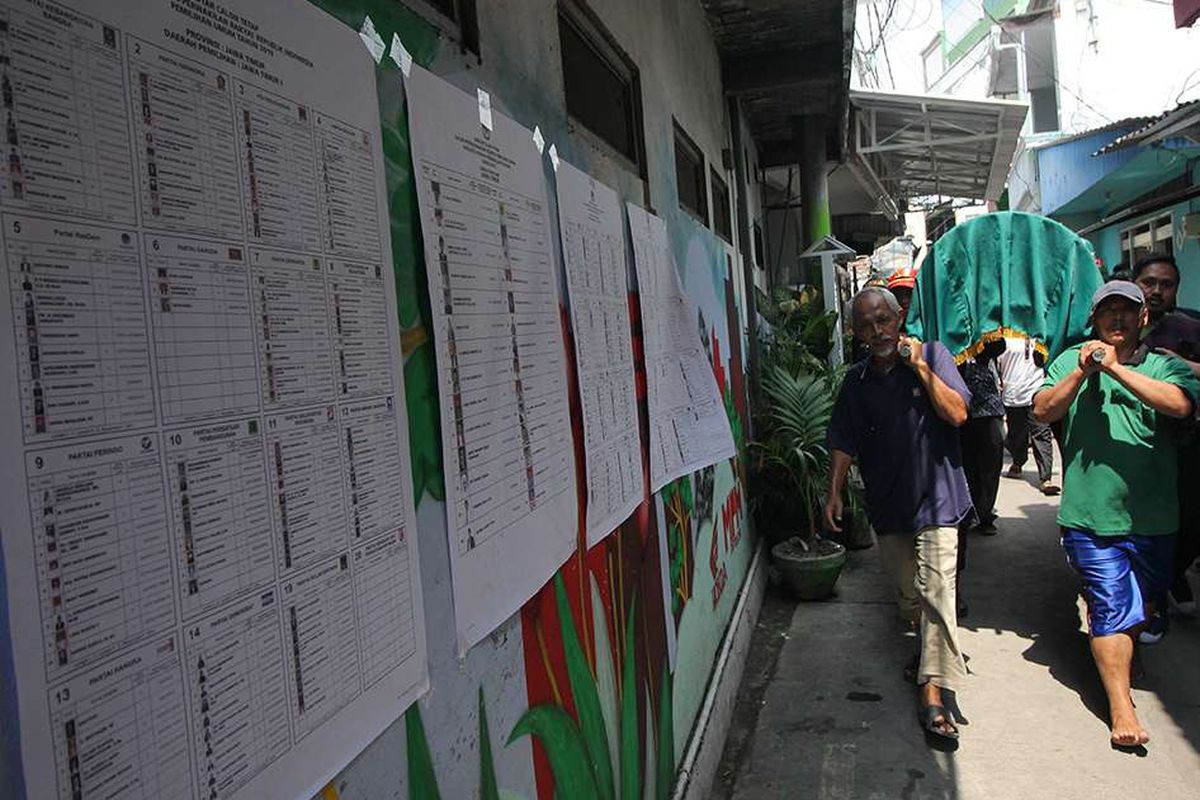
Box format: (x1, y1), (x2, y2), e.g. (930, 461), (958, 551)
(998, 336), (1059, 496)
(887, 269), (915, 330)
(1134, 254), (1200, 631)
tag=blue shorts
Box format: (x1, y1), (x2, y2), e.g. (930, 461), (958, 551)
(1061, 528), (1175, 637)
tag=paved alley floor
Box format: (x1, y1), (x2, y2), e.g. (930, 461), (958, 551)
(717, 467), (1200, 800)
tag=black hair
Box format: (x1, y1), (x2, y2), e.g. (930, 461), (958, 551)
(1132, 253), (1179, 280)
(1108, 268), (1133, 283)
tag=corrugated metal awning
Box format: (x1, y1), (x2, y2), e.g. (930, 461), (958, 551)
(848, 89), (1029, 205)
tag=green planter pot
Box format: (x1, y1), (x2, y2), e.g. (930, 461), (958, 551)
(771, 539), (848, 601)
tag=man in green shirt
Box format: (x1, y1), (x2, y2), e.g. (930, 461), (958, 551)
(1034, 281), (1199, 749)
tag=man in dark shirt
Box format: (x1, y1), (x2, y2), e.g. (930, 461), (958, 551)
(825, 287), (974, 741)
(1135, 254), (1200, 628)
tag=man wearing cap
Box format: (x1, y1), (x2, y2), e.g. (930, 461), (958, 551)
(1033, 280), (1200, 748)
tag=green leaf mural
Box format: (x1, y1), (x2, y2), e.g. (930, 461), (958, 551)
(479, 688), (501, 800)
(590, 576), (622, 794)
(641, 685), (655, 800)
(620, 597), (639, 800)
(554, 575), (616, 800)
(507, 705), (601, 800)
(405, 705), (441, 800)
(656, 664), (673, 800)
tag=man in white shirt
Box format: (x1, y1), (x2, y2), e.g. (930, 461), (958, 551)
(998, 336), (1060, 495)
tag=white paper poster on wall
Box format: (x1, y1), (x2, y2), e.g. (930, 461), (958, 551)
(626, 203), (735, 491)
(404, 64), (577, 652)
(0, 1), (430, 798)
(554, 160), (643, 546)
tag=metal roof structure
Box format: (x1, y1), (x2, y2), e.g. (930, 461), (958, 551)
(847, 89), (1029, 206)
(1093, 100), (1200, 156)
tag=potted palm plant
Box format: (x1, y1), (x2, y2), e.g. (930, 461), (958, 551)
(751, 365), (850, 600)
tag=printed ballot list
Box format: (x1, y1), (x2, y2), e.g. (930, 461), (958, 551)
(554, 160), (642, 546)
(0, 2), (429, 799)
(626, 203), (735, 491)
(405, 64), (577, 652)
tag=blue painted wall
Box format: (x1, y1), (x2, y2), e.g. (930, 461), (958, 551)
(1037, 126), (1142, 215)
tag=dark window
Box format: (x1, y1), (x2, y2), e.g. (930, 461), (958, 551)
(753, 222), (764, 268)
(559, 5), (643, 167)
(416, 0), (479, 54)
(674, 123), (707, 224)
(711, 168), (731, 242)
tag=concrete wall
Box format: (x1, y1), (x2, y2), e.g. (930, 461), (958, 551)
(308, 2), (762, 799)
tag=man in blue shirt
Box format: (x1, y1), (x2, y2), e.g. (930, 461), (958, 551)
(825, 287), (974, 742)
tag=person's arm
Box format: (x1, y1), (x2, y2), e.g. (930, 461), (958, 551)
(901, 338), (968, 427)
(1096, 344), (1194, 419)
(1153, 348), (1200, 379)
(824, 449), (854, 533)
(1033, 345), (1095, 423)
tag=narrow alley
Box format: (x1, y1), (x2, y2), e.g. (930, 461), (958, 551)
(718, 464), (1200, 800)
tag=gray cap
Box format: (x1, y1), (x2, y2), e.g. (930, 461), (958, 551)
(1090, 280), (1144, 314)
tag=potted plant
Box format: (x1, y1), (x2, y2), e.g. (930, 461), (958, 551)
(834, 467), (874, 550)
(751, 364), (849, 600)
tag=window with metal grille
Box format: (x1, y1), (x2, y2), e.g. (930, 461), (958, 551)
(674, 123), (707, 224)
(558, 4), (643, 168)
(1120, 213), (1174, 267)
(711, 168), (731, 242)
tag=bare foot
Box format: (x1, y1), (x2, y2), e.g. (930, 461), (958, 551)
(1110, 706), (1150, 747)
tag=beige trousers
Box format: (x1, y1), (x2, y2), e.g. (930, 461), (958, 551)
(876, 525), (968, 690)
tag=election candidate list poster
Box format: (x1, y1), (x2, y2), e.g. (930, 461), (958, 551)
(554, 160), (642, 546)
(0, 1), (429, 799)
(626, 203), (735, 492)
(404, 64), (577, 651)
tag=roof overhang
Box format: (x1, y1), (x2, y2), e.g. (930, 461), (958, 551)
(848, 89), (1029, 206)
(702, 0), (856, 163)
(1049, 145), (1200, 221)
(1093, 101), (1200, 155)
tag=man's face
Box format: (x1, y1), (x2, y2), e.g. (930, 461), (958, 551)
(852, 295), (900, 358)
(1092, 297), (1146, 347)
(892, 286), (913, 321)
(1134, 262), (1178, 319)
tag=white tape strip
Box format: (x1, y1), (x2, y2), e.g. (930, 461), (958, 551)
(477, 89), (493, 131)
(548, 143), (560, 173)
(358, 16), (386, 64)
(390, 33), (412, 77)
(532, 126), (545, 155)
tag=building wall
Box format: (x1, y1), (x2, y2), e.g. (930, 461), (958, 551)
(1035, 127), (1144, 214)
(1085, 163), (1200, 309)
(303, 2), (759, 799)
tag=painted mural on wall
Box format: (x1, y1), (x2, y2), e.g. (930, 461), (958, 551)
(304, 3), (756, 799)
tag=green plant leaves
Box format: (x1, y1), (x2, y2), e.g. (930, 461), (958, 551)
(554, 575), (616, 800)
(507, 706), (600, 800)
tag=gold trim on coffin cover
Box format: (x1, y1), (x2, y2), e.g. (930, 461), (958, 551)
(950, 327), (1048, 365)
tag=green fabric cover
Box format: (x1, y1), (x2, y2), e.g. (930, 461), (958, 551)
(906, 212), (1104, 364)
(1041, 345), (1200, 535)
